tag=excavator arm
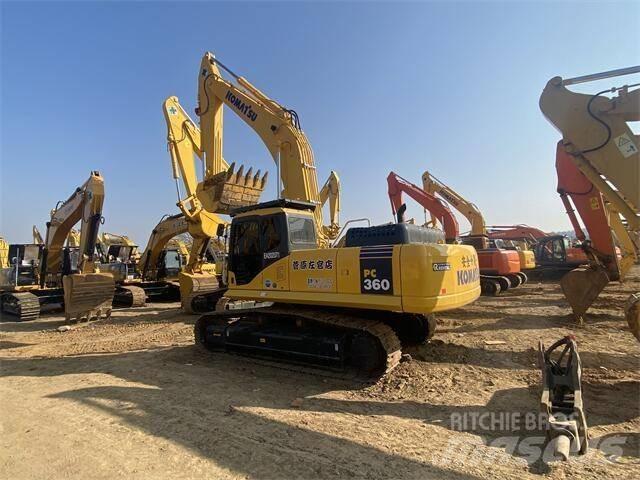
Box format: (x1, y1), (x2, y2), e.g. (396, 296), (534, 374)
(421, 171), (487, 247)
(40, 172), (114, 321)
(540, 66), (640, 334)
(387, 172), (459, 243)
(138, 214), (190, 281)
(163, 96), (230, 271)
(42, 172), (105, 278)
(318, 171), (341, 239)
(486, 225), (549, 243)
(197, 52), (338, 245)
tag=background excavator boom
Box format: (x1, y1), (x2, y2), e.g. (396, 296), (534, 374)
(387, 171), (458, 243)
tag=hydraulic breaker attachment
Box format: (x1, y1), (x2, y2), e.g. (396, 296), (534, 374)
(179, 271), (221, 313)
(198, 163), (268, 215)
(625, 293), (640, 342)
(560, 266), (609, 321)
(63, 273), (114, 322)
(538, 336), (588, 461)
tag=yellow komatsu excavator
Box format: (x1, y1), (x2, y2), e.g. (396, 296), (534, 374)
(539, 66), (639, 339)
(1, 172), (114, 321)
(182, 51), (480, 377)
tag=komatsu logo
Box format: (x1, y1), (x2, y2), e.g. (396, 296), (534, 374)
(457, 267), (479, 286)
(439, 190), (459, 206)
(225, 90), (258, 122)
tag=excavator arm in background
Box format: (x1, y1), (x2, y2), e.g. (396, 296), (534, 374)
(33, 224), (80, 248)
(138, 214), (190, 282)
(421, 171), (487, 248)
(41, 171), (114, 321)
(539, 67), (639, 335)
(32, 225), (44, 245)
(318, 171), (341, 239)
(387, 171), (459, 243)
(486, 225), (549, 245)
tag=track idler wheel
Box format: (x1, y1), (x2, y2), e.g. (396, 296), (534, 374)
(480, 279), (501, 296)
(392, 314), (437, 345)
(506, 274), (522, 288)
(349, 333), (387, 376)
(516, 272), (528, 285)
(496, 276), (511, 292)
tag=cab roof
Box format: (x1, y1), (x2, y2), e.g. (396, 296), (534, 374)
(229, 198), (316, 217)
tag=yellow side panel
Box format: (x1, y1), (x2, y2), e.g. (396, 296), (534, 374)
(226, 243), (480, 314)
(519, 250), (536, 270)
(289, 249), (337, 293)
(400, 243), (480, 313)
(336, 248), (361, 294)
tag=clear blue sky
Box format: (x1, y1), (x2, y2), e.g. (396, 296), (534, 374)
(1, 1), (639, 244)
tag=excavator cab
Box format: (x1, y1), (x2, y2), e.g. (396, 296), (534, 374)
(534, 236), (587, 271)
(3, 244), (42, 287)
(157, 248), (183, 281)
(227, 200), (315, 286)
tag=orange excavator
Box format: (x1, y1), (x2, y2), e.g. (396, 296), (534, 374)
(487, 224), (588, 273)
(539, 66), (639, 339)
(387, 171), (524, 295)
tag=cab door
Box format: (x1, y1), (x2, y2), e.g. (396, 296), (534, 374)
(260, 214), (289, 270)
(229, 216), (263, 286)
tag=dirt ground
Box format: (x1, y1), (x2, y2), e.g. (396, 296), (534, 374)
(1, 269), (639, 479)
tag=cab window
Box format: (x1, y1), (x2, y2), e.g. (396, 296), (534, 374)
(288, 216), (316, 249)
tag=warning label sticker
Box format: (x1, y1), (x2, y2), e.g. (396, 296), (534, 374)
(614, 133), (638, 158)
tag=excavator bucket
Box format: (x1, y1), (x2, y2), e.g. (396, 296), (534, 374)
(200, 163), (268, 214)
(560, 266), (610, 320)
(179, 271), (220, 314)
(63, 273), (115, 322)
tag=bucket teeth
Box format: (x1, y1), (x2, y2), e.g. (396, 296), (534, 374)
(200, 163), (268, 214)
(63, 273), (115, 322)
(244, 167), (253, 186)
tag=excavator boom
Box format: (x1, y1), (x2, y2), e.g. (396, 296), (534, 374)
(138, 214), (190, 281)
(540, 67), (639, 335)
(387, 172), (459, 243)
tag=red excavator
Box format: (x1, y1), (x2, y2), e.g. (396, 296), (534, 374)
(387, 171), (524, 295)
(486, 225), (589, 273)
